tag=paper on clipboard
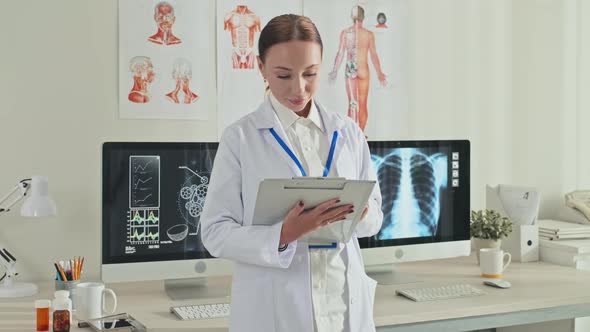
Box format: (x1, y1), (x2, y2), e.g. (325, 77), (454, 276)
(252, 177), (376, 244)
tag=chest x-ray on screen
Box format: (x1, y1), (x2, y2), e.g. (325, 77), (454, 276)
(371, 145), (450, 240)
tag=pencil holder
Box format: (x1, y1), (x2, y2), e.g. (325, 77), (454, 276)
(55, 280), (80, 310)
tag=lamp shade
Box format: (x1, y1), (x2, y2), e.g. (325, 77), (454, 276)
(20, 176), (57, 217)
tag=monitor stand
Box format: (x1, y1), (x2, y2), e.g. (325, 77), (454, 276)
(365, 264), (421, 285)
(164, 277), (231, 300)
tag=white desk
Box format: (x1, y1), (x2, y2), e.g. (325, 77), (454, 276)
(2, 255), (590, 332)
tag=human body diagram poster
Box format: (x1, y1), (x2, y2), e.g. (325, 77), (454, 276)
(304, 0), (409, 139)
(119, 0), (214, 120)
(118, 0), (409, 139)
(216, 0), (302, 133)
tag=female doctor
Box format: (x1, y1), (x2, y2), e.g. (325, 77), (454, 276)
(201, 14), (383, 332)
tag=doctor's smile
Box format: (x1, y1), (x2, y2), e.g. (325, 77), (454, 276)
(201, 14), (382, 332)
(288, 97), (307, 108)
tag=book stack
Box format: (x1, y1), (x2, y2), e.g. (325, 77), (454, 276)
(537, 219), (590, 241)
(539, 238), (590, 270)
(538, 219), (590, 270)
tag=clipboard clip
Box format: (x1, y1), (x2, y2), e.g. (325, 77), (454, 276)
(284, 185), (344, 190)
(291, 177), (346, 180)
(284, 178), (346, 190)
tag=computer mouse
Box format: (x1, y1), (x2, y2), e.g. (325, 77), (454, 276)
(483, 279), (511, 289)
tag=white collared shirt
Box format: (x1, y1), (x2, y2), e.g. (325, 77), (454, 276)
(270, 93), (327, 177)
(270, 93), (348, 332)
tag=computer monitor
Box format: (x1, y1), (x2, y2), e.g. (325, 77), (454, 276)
(101, 142), (232, 299)
(360, 140), (471, 284)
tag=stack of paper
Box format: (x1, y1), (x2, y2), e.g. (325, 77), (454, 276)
(539, 238), (590, 270)
(537, 219), (590, 241)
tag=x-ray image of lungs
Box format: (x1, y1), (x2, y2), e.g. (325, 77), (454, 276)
(372, 148), (448, 240)
(175, 166), (210, 238)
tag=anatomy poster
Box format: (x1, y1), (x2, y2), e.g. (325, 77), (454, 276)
(119, 0), (215, 120)
(217, 0), (302, 137)
(304, 0), (409, 139)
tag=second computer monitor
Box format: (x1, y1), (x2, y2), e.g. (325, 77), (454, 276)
(360, 140), (471, 267)
(101, 142), (232, 286)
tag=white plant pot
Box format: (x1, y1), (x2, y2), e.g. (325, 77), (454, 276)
(472, 238), (502, 264)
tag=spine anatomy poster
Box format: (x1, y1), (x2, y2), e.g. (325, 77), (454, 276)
(304, 0), (409, 139)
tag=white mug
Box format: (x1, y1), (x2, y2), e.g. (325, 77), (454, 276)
(479, 248), (511, 278)
(75, 282), (117, 320)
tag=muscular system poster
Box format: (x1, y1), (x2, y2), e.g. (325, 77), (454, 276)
(216, 0), (302, 137)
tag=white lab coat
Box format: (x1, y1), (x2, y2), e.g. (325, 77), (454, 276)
(201, 97), (383, 332)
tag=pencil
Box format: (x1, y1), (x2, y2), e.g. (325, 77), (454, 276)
(55, 262), (67, 281)
(72, 258), (76, 280)
(75, 257), (79, 280)
(80, 257), (84, 279)
(60, 263), (69, 281)
(54, 263), (63, 281)
(76, 257), (80, 280)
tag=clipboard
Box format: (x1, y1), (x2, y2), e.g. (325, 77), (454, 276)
(252, 177), (376, 244)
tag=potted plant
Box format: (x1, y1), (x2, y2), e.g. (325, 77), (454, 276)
(470, 209), (513, 263)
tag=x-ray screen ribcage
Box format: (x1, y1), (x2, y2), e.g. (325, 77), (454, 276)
(373, 148), (448, 240)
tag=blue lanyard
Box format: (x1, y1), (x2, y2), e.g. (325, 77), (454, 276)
(269, 128), (339, 249)
(269, 129), (338, 177)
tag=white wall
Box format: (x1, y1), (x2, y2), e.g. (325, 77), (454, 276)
(509, 0), (587, 216)
(0, 0), (586, 282)
(579, 0), (590, 188)
(0, 0), (217, 282)
(511, 0), (573, 217)
(409, 0), (513, 210)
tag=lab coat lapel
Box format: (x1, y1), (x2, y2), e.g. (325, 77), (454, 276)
(253, 99), (303, 177)
(316, 102), (347, 177)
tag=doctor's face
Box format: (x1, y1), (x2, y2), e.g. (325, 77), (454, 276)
(258, 40), (322, 114)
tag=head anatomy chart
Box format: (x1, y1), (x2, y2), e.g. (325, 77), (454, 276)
(118, 0), (213, 120)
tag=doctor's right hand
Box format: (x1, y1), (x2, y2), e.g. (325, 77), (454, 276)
(279, 199), (353, 246)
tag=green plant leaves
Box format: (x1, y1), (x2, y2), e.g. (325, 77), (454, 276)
(470, 209), (513, 240)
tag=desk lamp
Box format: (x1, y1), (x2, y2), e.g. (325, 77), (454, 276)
(0, 176), (57, 297)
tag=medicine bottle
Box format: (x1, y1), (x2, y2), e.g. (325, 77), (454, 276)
(35, 299), (51, 331)
(52, 290), (71, 332)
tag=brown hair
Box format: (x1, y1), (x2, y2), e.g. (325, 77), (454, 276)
(258, 14), (323, 63)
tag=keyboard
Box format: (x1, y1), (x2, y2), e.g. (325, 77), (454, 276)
(170, 303), (230, 320)
(396, 284), (486, 302)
